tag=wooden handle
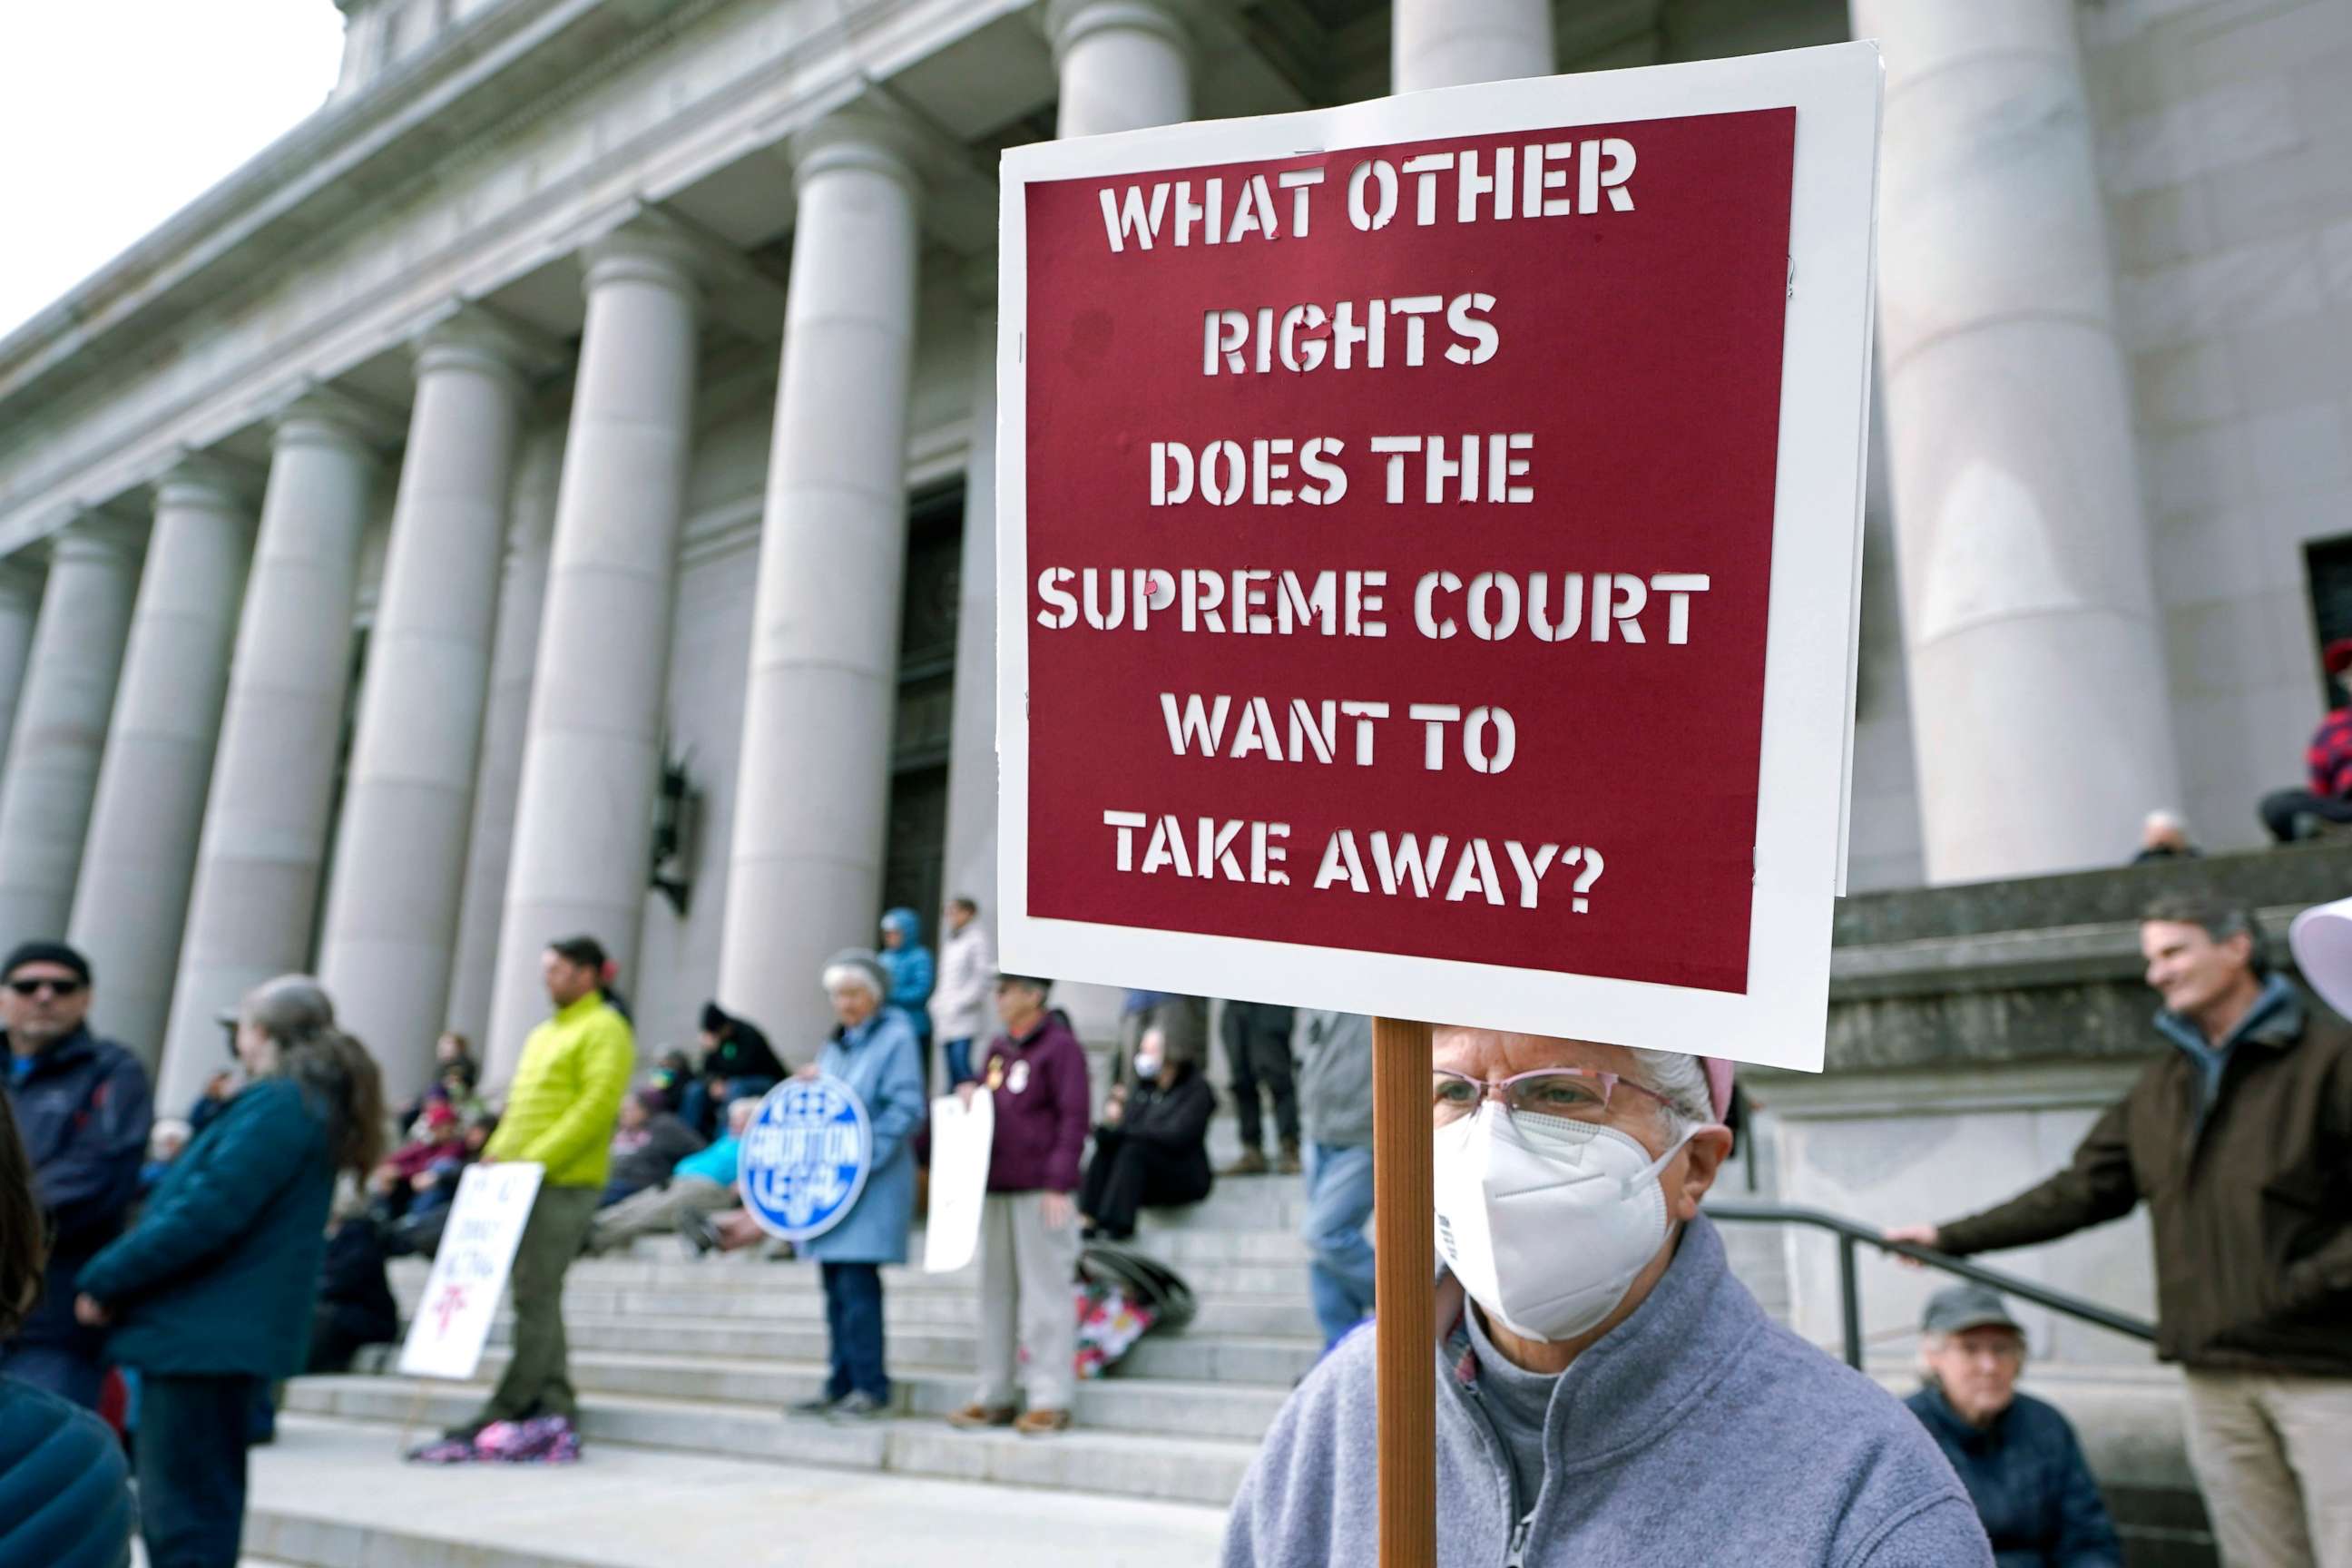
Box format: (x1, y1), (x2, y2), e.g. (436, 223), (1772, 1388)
(1372, 1016), (1436, 1568)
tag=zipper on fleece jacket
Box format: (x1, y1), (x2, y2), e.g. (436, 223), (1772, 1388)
(1460, 1376), (1535, 1566)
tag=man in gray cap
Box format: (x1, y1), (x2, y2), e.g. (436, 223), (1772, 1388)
(1905, 1284), (2122, 1568)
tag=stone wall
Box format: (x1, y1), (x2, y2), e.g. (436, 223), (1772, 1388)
(2085, 0), (2352, 856)
(1745, 844), (2352, 1563)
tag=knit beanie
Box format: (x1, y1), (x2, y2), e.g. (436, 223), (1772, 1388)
(1, 941), (90, 985)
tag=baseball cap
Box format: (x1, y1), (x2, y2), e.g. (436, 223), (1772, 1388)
(1920, 1282), (2021, 1337)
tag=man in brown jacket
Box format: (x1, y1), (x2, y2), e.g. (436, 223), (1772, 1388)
(1888, 893), (2350, 1568)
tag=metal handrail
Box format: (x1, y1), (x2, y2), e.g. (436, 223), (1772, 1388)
(1703, 1199), (2158, 1370)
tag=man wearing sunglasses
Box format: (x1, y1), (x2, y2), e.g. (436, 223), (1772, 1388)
(1224, 1031), (1993, 1567)
(0, 941), (152, 1408)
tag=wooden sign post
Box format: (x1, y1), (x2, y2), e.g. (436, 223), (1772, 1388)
(1373, 1016), (1437, 1568)
(996, 44), (1879, 1566)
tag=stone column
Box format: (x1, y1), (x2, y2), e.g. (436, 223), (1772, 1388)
(940, 268), (1000, 928)
(0, 520), (141, 950)
(1391, 0), (1552, 93)
(158, 396), (379, 1113)
(1050, 0), (1191, 137)
(1857, 0), (2180, 880)
(318, 315), (534, 1102)
(718, 111), (924, 1039)
(443, 418), (564, 1046)
(485, 223), (701, 1082)
(68, 459), (256, 1063)
(0, 561), (46, 784)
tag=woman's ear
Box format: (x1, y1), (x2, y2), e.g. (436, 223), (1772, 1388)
(1671, 1126), (1735, 1221)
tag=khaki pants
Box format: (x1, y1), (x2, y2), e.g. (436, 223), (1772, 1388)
(474, 1183), (600, 1426)
(975, 1192), (1082, 1412)
(588, 1176), (731, 1251)
(2183, 1367), (2352, 1568)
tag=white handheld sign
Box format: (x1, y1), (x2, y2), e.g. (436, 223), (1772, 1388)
(923, 1088), (995, 1275)
(397, 1161), (543, 1380)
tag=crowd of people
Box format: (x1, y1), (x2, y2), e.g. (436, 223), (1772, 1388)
(0, 867), (2345, 1566)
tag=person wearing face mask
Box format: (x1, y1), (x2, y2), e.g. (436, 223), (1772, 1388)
(1223, 1029), (1993, 1568)
(1077, 1026), (1214, 1242)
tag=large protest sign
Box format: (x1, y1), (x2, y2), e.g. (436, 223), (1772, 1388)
(397, 1161), (543, 1380)
(740, 1077), (873, 1241)
(997, 46), (1880, 1071)
(923, 1088), (995, 1274)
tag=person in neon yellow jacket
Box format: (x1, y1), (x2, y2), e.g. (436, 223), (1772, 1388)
(441, 935), (633, 1451)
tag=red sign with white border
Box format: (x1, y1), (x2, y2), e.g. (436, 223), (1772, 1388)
(998, 46), (1880, 1072)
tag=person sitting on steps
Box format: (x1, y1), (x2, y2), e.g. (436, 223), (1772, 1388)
(1079, 1026), (1213, 1242)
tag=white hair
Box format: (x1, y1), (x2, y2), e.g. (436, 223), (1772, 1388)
(2144, 808), (2185, 834)
(725, 1096), (762, 1132)
(820, 963), (882, 1001)
(1623, 1048), (1711, 1136)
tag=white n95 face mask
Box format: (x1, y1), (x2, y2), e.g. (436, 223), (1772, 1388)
(1433, 1103), (1693, 1344)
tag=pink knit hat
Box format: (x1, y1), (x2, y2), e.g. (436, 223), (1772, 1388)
(1702, 1057), (1736, 1123)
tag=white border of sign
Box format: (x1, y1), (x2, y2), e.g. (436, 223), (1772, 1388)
(996, 44), (1881, 1073)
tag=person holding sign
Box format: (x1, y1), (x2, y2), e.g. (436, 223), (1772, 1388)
(788, 950), (926, 1422)
(74, 976), (387, 1568)
(948, 975), (1090, 1436)
(1221, 1031), (1992, 1568)
(445, 936), (633, 1447)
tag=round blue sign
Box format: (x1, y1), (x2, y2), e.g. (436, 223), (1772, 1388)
(740, 1076), (872, 1241)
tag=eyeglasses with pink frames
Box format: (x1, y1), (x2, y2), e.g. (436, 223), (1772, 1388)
(1431, 1065), (1677, 1127)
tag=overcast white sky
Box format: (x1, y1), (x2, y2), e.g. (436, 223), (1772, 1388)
(0, 4), (346, 338)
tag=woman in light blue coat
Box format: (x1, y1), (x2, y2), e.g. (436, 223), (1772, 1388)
(789, 949), (926, 1419)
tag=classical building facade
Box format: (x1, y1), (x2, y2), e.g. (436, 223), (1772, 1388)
(2, 0), (2347, 1109)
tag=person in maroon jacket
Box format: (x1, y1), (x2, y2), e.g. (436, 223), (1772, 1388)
(947, 975), (1091, 1436)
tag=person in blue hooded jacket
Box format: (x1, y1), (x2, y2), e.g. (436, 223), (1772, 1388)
(75, 976), (386, 1568)
(785, 950), (926, 1421)
(0, 1085), (132, 1568)
(877, 908), (935, 1054)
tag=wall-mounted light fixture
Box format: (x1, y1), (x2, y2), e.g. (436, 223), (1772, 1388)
(651, 740), (699, 917)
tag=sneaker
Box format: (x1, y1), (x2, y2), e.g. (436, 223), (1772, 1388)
(436, 1416), (492, 1444)
(407, 1435), (480, 1465)
(828, 1391), (888, 1421)
(1014, 1407), (1073, 1436)
(1276, 1142), (1303, 1177)
(677, 1211), (719, 1257)
(947, 1403), (1017, 1430)
(1220, 1149), (1269, 1178)
(788, 1395), (844, 1418)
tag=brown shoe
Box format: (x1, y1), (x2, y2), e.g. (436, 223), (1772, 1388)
(1220, 1149), (1269, 1177)
(1014, 1407), (1073, 1436)
(947, 1403), (1016, 1429)
(1276, 1142), (1303, 1177)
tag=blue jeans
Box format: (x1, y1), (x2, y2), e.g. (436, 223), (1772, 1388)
(1302, 1142), (1377, 1348)
(140, 1372), (260, 1567)
(944, 1038), (975, 1088)
(0, 1340), (104, 1409)
(820, 1262), (888, 1403)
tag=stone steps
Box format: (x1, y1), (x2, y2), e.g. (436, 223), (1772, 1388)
(471, 1311), (1323, 1386)
(283, 1377), (1260, 1506)
(242, 1415), (1228, 1568)
(454, 1345), (1292, 1439)
(399, 1279), (1328, 1339)
(300, 1139), (1801, 1541)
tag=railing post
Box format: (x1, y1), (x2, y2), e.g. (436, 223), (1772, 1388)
(1838, 1233), (1864, 1370)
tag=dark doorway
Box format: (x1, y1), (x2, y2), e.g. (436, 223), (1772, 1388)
(881, 489), (962, 929)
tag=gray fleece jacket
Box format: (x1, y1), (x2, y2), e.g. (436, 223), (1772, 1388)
(1222, 1217), (1993, 1568)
